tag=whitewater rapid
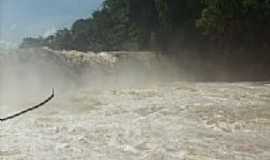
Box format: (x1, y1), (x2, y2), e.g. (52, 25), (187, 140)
(1, 82), (270, 160)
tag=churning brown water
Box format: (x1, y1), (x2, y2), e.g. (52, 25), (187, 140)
(1, 49), (270, 160)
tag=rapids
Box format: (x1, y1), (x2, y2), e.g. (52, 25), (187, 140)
(1, 49), (270, 160)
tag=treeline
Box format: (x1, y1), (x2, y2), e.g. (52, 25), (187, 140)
(20, 0), (270, 54)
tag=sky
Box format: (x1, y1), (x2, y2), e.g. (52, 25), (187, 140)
(0, 0), (104, 45)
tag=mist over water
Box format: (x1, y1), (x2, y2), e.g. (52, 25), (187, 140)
(0, 48), (184, 98)
(1, 48), (270, 160)
(0, 48), (184, 115)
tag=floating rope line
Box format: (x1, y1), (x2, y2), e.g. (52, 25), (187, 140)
(0, 89), (54, 122)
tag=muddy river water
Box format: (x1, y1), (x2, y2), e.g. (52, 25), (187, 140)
(1, 81), (270, 160)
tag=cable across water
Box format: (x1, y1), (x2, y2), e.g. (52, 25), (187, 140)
(0, 89), (54, 122)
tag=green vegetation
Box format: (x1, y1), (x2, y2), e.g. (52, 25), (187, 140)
(20, 0), (270, 56)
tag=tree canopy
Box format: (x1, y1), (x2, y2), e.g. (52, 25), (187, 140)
(20, 0), (270, 54)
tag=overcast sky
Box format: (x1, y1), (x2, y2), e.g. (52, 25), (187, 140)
(0, 0), (104, 45)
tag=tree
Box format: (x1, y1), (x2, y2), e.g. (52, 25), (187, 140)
(71, 18), (93, 51)
(196, 0), (270, 48)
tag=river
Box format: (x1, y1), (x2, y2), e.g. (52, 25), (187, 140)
(1, 49), (270, 160)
